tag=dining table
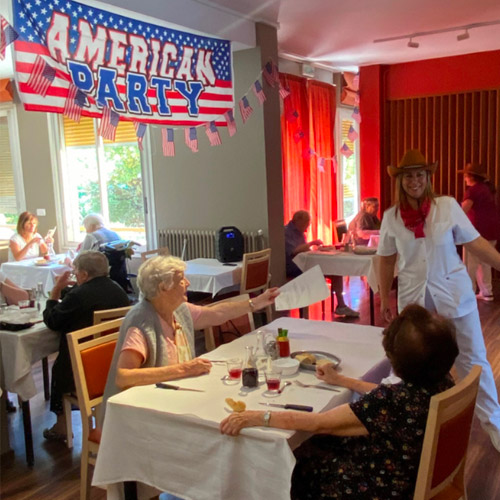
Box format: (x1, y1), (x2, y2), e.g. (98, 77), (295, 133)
(185, 258), (242, 297)
(293, 249), (380, 325)
(0, 304), (59, 465)
(92, 317), (389, 500)
(0, 254), (70, 294)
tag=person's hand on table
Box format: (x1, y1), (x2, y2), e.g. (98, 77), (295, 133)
(308, 239), (323, 248)
(220, 410), (264, 436)
(254, 287), (280, 309)
(183, 357), (212, 376)
(316, 362), (343, 385)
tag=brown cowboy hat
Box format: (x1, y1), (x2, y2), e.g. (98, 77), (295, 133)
(458, 163), (488, 180)
(387, 149), (438, 177)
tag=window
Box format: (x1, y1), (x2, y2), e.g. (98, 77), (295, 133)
(56, 116), (147, 247)
(338, 107), (360, 224)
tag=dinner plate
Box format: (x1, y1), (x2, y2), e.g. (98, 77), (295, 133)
(0, 321), (35, 331)
(34, 260), (50, 266)
(353, 245), (377, 255)
(291, 350), (341, 371)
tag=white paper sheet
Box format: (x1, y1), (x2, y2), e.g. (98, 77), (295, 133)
(274, 265), (330, 310)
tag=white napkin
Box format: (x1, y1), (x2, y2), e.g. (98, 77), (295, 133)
(275, 265), (329, 310)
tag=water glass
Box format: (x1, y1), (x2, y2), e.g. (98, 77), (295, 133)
(226, 358), (243, 381)
(264, 370), (281, 393)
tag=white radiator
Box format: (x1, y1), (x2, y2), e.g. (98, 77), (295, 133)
(158, 229), (264, 260)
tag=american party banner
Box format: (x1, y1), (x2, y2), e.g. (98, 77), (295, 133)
(13, 0), (234, 126)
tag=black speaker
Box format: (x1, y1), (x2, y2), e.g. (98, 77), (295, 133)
(216, 226), (244, 263)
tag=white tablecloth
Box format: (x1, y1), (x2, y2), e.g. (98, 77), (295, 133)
(92, 317), (387, 500)
(0, 309), (59, 400)
(0, 254), (70, 294)
(293, 250), (380, 293)
(185, 258), (242, 296)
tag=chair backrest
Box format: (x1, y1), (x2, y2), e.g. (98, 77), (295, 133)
(203, 293), (255, 351)
(413, 365), (482, 500)
(334, 219), (348, 243)
(93, 306), (132, 325)
(66, 318), (123, 432)
(239, 248), (271, 295)
(140, 247), (170, 262)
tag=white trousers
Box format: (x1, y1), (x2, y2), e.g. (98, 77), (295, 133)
(464, 240), (496, 296)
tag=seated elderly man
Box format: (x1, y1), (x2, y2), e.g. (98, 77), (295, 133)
(43, 251), (130, 441)
(79, 213), (120, 253)
(221, 304), (459, 499)
(348, 197), (381, 246)
(102, 256), (279, 413)
(285, 210), (359, 317)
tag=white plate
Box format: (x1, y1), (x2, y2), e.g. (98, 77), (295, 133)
(353, 245), (377, 255)
(291, 350), (341, 371)
(34, 260), (50, 266)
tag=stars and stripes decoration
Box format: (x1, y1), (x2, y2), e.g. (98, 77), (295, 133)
(162, 128), (175, 157)
(332, 155), (338, 174)
(185, 127), (198, 153)
(25, 55), (56, 97)
(340, 143), (354, 158)
(224, 110), (237, 137)
(63, 84), (86, 123)
(98, 106), (120, 141)
(205, 121), (221, 146)
(279, 83), (291, 100)
(252, 80), (266, 105)
(303, 147), (314, 160)
(347, 125), (359, 142)
(285, 109), (299, 123)
(317, 157), (326, 173)
(351, 106), (362, 124)
(134, 122), (148, 151)
(239, 96), (253, 124)
(0, 15), (18, 61)
(263, 61), (279, 88)
(293, 129), (305, 143)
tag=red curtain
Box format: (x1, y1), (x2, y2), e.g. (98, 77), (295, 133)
(280, 73), (337, 244)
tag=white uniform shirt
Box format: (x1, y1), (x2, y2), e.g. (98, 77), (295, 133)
(377, 196), (479, 319)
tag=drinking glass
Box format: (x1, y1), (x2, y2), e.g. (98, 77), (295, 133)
(226, 358), (243, 382)
(264, 370), (281, 393)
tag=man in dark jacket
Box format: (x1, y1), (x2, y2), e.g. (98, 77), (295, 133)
(43, 250), (129, 441)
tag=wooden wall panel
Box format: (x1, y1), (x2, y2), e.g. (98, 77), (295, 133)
(384, 89), (500, 205)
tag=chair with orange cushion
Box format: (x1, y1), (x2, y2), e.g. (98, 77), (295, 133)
(239, 248), (272, 323)
(413, 365), (481, 500)
(65, 318), (123, 500)
(93, 305), (132, 325)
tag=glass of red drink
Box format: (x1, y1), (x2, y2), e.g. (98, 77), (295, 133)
(265, 370), (282, 393)
(277, 337), (290, 357)
(226, 358), (243, 383)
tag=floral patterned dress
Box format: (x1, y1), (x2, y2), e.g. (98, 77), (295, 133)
(290, 378), (453, 500)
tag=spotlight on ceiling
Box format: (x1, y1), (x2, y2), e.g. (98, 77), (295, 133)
(457, 29), (470, 41)
(407, 38), (419, 48)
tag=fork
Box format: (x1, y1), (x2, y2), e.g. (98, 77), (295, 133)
(294, 380), (340, 392)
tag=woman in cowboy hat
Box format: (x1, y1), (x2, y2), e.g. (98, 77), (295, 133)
(377, 149), (500, 454)
(461, 163), (500, 301)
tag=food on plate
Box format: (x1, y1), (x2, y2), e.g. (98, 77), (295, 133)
(225, 398), (246, 412)
(316, 359), (332, 368)
(295, 352), (317, 364)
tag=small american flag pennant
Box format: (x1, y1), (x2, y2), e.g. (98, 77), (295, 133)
(341, 143), (354, 158)
(205, 121), (221, 146)
(279, 83), (291, 100)
(98, 106), (120, 141)
(239, 96), (253, 124)
(26, 55), (56, 97)
(293, 129), (305, 143)
(333, 155), (338, 174)
(162, 128), (175, 157)
(0, 15), (19, 61)
(185, 127), (198, 153)
(63, 84), (85, 123)
(252, 80), (266, 105)
(134, 122), (147, 151)
(351, 106), (362, 124)
(347, 125), (358, 142)
(285, 109), (299, 123)
(317, 157), (326, 172)
(224, 110), (237, 137)
(263, 61), (279, 87)
(354, 91), (360, 105)
(302, 147), (314, 160)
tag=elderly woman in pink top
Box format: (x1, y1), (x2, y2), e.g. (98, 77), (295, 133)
(102, 255), (279, 409)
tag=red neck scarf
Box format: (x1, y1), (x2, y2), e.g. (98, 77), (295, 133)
(399, 198), (431, 238)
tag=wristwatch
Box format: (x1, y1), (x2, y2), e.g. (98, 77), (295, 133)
(263, 410), (272, 427)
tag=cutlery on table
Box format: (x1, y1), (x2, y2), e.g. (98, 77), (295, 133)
(277, 381), (292, 394)
(259, 402), (313, 412)
(294, 380), (340, 392)
(155, 382), (205, 392)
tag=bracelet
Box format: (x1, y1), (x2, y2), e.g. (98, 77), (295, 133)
(248, 299), (256, 311)
(263, 410), (271, 427)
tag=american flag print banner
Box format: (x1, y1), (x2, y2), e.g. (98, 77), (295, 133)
(341, 143), (354, 158)
(162, 128), (175, 157)
(63, 83), (85, 122)
(239, 96), (253, 124)
(1, 15), (19, 60)
(13, 0), (233, 127)
(252, 80), (266, 105)
(98, 106), (119, 141)
(185, 126), (198, 153)
(25, 54), (56, 97)
(134, 121), (147, 150)
(205, 121), (221, 146)
(351, 106), (362, 124)
(347, 125), (358, 142)
(224, 109), (236, 137)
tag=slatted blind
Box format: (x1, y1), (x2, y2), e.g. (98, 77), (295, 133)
(0, 116), (16, 213)
(341, 118), (355, 199)
(383, 89), (500, 207)
(63, 115), (138, 147)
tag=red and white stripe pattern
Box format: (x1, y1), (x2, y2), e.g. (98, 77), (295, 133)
(1, 15), (18, 61)
(185, 127), (198, 153)
(279, 83), (291, 100)
(63, 84), (85, 123)
(252, 80), (266, 105)
(98, 106), (120, 141)
(263, 60), (279, 88)
(238, 96), (253, 124)
(162, 128), (175, 157)
(224, 110), (237, 137)
(205, 121), (221, 146)
(134, 122), (147, 151)
(25, 55), (56, 97)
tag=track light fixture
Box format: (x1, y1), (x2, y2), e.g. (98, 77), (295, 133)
(457, 29), (470, 41)
(407, 38), (419, 48)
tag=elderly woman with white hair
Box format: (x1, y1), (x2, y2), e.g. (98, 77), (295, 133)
(103, 255), (279, 408)
(79, 213), (120, 252)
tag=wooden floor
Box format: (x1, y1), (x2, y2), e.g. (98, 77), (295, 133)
(1, 277), (499, 499)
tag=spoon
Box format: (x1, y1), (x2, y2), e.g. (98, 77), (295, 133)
(277, 381), (292, 394)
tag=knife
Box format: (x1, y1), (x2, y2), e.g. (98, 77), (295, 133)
(155, 382), (205, 392)
(259, 402), (313, 412)
(309, 385), (340, 393)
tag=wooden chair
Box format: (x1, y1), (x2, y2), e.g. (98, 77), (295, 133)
(239, 248), (272, 323)
(66, 319), (123, 500)
(413, 365), (482, 500)
(63, 317), (124, 448)
(93, 305), (132, 325)
(140, 246), (169, 262)
(203, 293), (255, 352)
(334, 219), (348, 244)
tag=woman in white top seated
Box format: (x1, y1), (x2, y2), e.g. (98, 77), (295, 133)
(8, 211), (52, 261)
(78, 213), (120, 253)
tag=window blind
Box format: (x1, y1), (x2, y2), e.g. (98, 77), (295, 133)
(0, 116), (16, 213)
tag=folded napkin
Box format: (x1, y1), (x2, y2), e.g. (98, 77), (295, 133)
(0, 281), (29, 305)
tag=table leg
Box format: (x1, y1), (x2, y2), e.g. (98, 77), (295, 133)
(20, 400), (34, 466)
(369, 288), (375, 326)
(42, 357), (50, 401)
(124, 481), (138, 500)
